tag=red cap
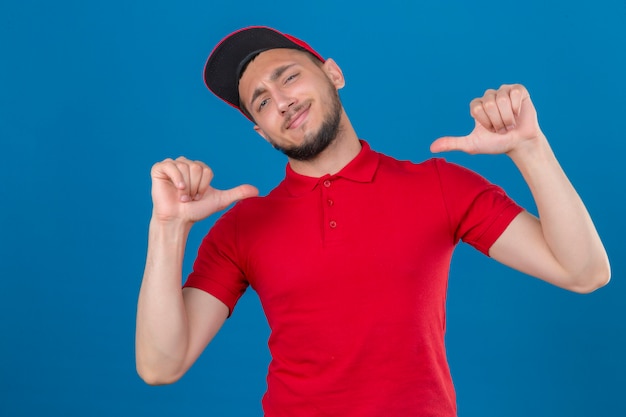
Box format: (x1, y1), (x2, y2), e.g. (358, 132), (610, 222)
(203, 26), (325, 115)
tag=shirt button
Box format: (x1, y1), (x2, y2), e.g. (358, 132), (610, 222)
(323, 180), (331, 188)
(329, 220), (337, 228)
(327, 199), (334, 206)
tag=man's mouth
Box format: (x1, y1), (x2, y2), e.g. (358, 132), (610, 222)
(285, 102), (311, 130)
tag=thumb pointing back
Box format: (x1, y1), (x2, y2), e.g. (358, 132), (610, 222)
(430, 135), (471, 154)
(216, 184), (259, 212)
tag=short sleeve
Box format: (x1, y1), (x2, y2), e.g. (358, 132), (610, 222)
(183, 206), (249, 316)
(433, 158), (524, 256)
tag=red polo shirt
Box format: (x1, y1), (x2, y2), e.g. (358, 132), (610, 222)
(185, 141), (523, 416)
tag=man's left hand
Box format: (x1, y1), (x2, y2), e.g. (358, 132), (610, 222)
(430, 84), (543, 155)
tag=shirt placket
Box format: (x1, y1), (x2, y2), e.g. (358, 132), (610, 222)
(320, 176), (340, 245)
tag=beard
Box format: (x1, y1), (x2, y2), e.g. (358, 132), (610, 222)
(267, 85), (343, 161)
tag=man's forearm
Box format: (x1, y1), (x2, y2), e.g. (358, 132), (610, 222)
(508, 134), (610, 291)
(135, 219), (193, 384)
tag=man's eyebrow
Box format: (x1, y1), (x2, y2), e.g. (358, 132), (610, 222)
(270, 63), (296, 81)
(249, 63), (297, 109)
(249, 87), (267, 111)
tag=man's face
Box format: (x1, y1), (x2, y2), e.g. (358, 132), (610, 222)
(237, 48), (344, 161)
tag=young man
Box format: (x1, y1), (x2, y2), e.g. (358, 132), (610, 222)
(136, 26), (610, 416)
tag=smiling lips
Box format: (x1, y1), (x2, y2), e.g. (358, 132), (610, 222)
(284, 102), (311, 130)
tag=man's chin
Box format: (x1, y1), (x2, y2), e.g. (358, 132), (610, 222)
(275, 136), (332, 161)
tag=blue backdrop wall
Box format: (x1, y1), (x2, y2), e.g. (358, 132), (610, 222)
(1, 1), (625, 416)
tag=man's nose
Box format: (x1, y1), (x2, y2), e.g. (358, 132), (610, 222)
(275, 91), (296, 114)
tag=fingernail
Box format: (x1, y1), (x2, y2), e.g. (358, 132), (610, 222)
(180, 195), (191, 202)
(498, 128), (507, 134)
(506, 124), (516, 131)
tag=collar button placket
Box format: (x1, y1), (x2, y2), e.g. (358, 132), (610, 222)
(326, 179), (337, 231)
(321, 176), (338, 243)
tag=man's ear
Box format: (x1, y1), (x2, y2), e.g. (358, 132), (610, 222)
(254, 125), (270, 143)
(322, 58), (345, 89)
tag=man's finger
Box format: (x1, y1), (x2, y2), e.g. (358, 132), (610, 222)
(151, 159), (186, 190)
(430, 135), (473, 154)
(215, 184), (260, 212)
(469, 98), (494, 133)
(187, 162), (205, 199)
(174, 158), (192, 201)
(509, 84), (528, 116)
(495, 87), (516, 131)
(480, 92), (507, 133)
(194, 163), (214, 201)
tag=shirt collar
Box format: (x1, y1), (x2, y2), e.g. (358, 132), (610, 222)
(283, 140), (380, 197)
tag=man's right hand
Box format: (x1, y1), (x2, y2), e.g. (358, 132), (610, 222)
(150, 156), (259, 224)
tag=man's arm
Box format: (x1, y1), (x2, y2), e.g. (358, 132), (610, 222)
(488, 139), (610, 293)
(430, 84), (610, 292)
(135, 157), (258, 385)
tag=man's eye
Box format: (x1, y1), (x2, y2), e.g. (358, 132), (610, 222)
(258, 98), (269, 111)
(285, 73), (299, 83)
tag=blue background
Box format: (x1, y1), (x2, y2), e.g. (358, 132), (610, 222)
(1, 1), (625, 416)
